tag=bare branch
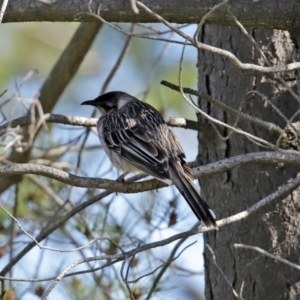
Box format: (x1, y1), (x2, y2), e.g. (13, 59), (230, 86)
(85, 12), (192, 46)
(2, 172), (300, 288)
(161, 81), (282, 134)
(129, 0), (139, 14)
(145, 223), (199, 300)
(137, 1), (300, 74)
(38, 23), (102, 116)
(26, 174), (72, 210)
(120, 255), (135, 300)
(0, 205), (108, 253)
(227, 7), (300, 105)
(0, 0), (9, 23)
(101, 24), (135, 94)
(216, 175), (300, 227)
(0, 188), (112, 276)
(0, 22), (103, 194)
(0, 113), (208, 136)
(3, 0), (300, 30)
(206, 244), (244, 300)
(38, 172), (300, 297)
(176, 71), (277, 150)
(234, 244), (300, 271)
(0, 152), (299, 192)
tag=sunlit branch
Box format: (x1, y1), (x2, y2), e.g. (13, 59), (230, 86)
(2, 173), (300, 287)
(137, 1), (300, 74)
(0, 22), (103, 194)
(0, 0), (9, 23)
(0, 152), (300, 192)
(0, 113), (207, 135)
(161, 80), (283, 134)
(234, 244), (300, 271)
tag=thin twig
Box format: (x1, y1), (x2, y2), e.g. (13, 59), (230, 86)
(2, 173), (300, 285)
(0, 22), (103, 195)
(84, 3), (192, 46)
(216, 174), (300, 227)
(206, 244), (244, 300)
(120, 256), (135, 300)
(129, 0), (139, 14)
(8, 184), (18, 285)
(101, 24), (135, 94)
(26, 174), (73, 210)
(145, 223), (199, 300)
(0, 205), (110, 253)
(38, 170), (300, 297)
(176, 45), (277, 150)
(161, 80), (282, 134)
(0, 90), (7, 98)
(227, 7), (300, 105)
(0, 172), (143, 276)
(234, 244), (300, 271)
(0, 0), (9, 24)
(193, 1), (227, 42)
(137, 1), (300, 73)
(0, 113), (210, 136)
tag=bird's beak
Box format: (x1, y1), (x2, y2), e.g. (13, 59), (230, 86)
(81, 100), (96, 106)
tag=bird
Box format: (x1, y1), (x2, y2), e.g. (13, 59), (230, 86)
(81, 91), (217, 228)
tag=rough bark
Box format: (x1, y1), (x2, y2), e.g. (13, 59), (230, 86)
(2, 0), (300, 30)
(198, 25), (300, 299)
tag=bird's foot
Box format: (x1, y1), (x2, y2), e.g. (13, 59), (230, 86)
(116, 172), (130, 192)
(116, 172), (129, 184)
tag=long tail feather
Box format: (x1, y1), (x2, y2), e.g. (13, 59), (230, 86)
(170, 163), (217, 228)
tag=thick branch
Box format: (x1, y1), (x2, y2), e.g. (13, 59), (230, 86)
(3, 0), (298, 30)
(1, 152), (300, 193)
(2, 166), (300, 280)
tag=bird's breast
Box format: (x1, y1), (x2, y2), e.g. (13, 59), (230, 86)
(96, 118), (139, 172)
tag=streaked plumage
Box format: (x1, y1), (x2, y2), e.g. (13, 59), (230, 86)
(81, 91), (217, 228)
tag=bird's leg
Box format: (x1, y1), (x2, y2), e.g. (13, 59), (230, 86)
(116, 171), (129, 184)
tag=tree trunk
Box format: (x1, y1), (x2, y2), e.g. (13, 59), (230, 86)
(198, 25), (300, 299)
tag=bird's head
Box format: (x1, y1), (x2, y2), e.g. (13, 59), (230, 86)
(81, 91), (135, 115)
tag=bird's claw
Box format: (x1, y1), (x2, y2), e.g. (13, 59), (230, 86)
(116, 171), (129, 184)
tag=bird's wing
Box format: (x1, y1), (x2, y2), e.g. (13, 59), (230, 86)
(102, 101), (217, 228)
(102, 102), (173, 184)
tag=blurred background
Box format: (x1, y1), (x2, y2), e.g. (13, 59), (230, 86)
(0, 21), (206, 299)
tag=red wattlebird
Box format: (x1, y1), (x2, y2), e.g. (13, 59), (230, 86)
(81, 91), (217, 228)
